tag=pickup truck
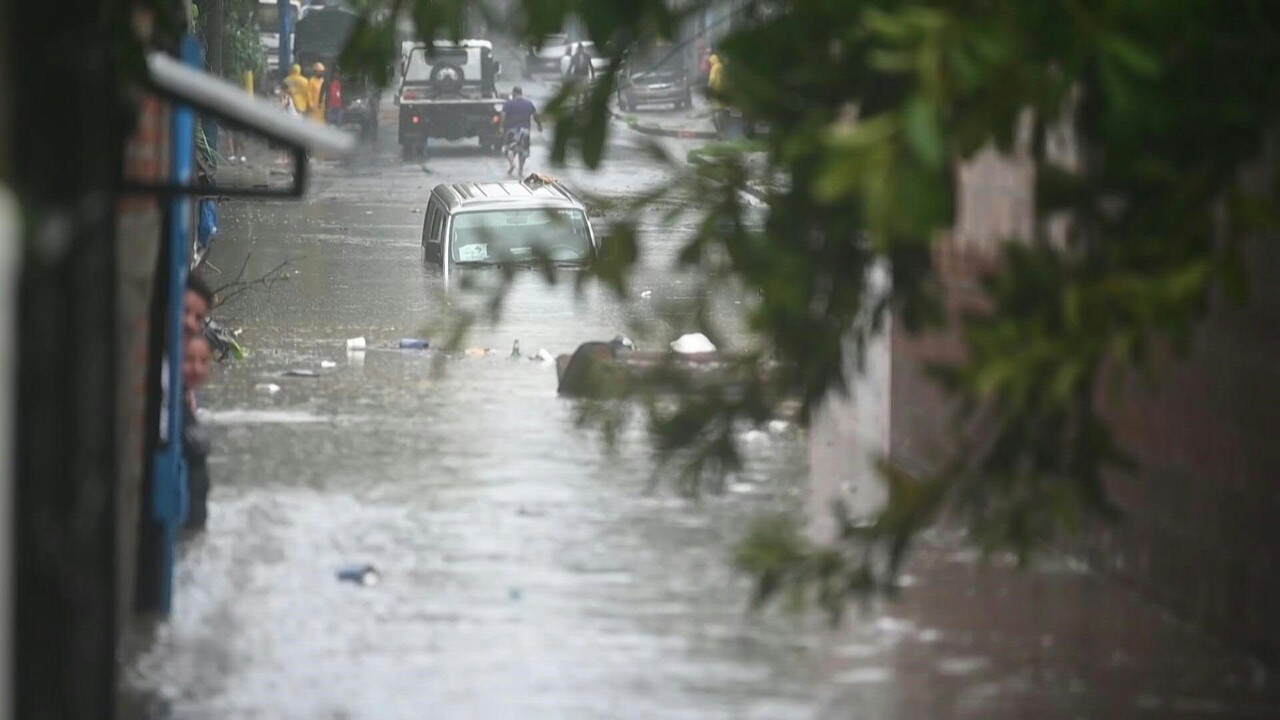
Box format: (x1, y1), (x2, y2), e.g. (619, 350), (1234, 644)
(397, 40), (505, 160)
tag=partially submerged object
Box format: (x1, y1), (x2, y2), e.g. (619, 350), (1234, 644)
(281, 368), (320, 378)
(336, 564), (380, 586)
(555, 337), (787, 403)
(670, 332), (715, 354)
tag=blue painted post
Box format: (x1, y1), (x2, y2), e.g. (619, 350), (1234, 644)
(278, 0), (293, 72)
(150, 33), (201, 615)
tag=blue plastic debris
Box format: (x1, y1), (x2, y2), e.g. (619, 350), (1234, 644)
(396, 338), (430, 350)
(337, 564), (380, 586)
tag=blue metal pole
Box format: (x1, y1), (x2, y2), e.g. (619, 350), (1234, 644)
(150, 33), (200, 615)
(279, 0), (293, 72)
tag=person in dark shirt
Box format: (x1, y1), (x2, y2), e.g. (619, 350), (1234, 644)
(500, 86), (542, 174)
(568, 43), (593, 82)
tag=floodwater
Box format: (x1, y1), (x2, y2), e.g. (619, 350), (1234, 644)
(124, 79), (1280, 719)
(126, 80), (823, 719)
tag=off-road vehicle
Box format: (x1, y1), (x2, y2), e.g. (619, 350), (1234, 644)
(397, 40), (504, 159)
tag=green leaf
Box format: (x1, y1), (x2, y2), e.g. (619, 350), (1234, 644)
(903, 95), (945, 168)
(339, 15), (396, 88)
(1097, 33), (1161, 79)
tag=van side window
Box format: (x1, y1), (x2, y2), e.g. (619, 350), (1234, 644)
(427, 203), (443, 243)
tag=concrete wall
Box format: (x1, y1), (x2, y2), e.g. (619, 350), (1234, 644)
(115, 94), (166, 638)
(807, 265), (893, 544)
(889, 142), (1032, 477)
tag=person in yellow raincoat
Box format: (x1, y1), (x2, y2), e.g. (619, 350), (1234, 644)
(307, 63), (327, 123)
(706, 53), (724, 109)
(706, 52), (747, 137)
(282, 64), (310, 115)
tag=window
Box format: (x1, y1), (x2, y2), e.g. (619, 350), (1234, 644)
(449, 209), (592, 265)
(405, 48), (471, 82)
(428, 203), (443, 243)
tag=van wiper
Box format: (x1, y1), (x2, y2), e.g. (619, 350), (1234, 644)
(497, 259), (585, 269)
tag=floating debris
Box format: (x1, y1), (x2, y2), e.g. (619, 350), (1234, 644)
(336, 564), (380, 586)
(346, 336), (367, 350)
(510, 339), (521, 359)
(320, 360), (337, 369)
(533, 348), (555, 363)
(281, 369), (320, 378)
(254, 383), (282, 394)
(396, 338), (430, 350)
(670, 332), (715, 354)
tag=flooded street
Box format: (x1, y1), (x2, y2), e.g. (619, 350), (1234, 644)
(124, 83), (1280, 720)
(126, 83), (826, 718)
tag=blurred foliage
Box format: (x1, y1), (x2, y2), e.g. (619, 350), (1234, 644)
(686, 138), (767, 164)
(222, 0), (267, 79)
(195, 0), (266, 79)
(336, 0), (1280, 614)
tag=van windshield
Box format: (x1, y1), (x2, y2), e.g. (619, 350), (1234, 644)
(451, 209), (593, 265)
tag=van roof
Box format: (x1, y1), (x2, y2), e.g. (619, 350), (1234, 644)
(431, 176), (586, 213)
(404, 39), (494, 51)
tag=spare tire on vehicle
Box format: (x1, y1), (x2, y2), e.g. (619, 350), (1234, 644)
(430, 63), (465, 96)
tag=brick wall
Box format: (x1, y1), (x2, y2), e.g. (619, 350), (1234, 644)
(887, 142), (1280, 663)
(1085, 233), (1280, 662)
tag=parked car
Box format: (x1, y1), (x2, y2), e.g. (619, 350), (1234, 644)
(397, 40), (504, 159)
(421, 174), (598, 277)
(524, 33), (571, 77)
(617, 44), (693, 111)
